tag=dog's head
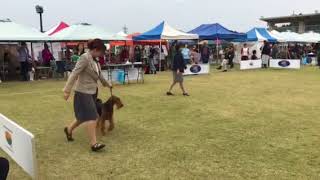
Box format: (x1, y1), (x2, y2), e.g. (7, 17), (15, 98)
(107, 96), (124, 109)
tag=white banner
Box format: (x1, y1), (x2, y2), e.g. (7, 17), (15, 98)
(240, 60), (262, 70)
(270, 59), (301, 69)
(183, 64), (210, 75)
(51, 43), (62, 61)
(0, 114), (37, 179)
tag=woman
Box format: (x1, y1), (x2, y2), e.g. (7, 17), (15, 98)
(167, 45), (189, 96)
(190, 46), (201, 64)
(42, 43), (54, 67)
(181, 44), (191, 64)
(241, 43), (250, 60)
(134, 46), (142, 62)
(227, 46), (235, 68)
(78, 43), (86, 55)
(149, 47), (157, 74)
(63, 39), (112, 152)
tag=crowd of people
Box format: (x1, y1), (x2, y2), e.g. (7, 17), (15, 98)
(1, 40), (320, 83)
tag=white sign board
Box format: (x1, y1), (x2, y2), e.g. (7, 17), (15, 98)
(240, 60), (262, 70)
(51, 43), (62, 61)
(270, 59), (301, 69)
(184, 64), (210, 75)
(0, 114), (37, 179)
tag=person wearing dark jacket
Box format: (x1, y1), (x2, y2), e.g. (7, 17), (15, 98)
(261, 41), (271, 68)
(227, 46), (235, 68)
(0, 157), (9, 179)
(167, 45), (189, 96)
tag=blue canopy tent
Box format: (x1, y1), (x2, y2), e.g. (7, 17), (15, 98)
(245, 28), (278, 42)
(188, 23), (246, 63)
(133, 21), (198, 41)
(188, 23), (246, 40)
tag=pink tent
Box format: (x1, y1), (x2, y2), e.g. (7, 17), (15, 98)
(46, 22), (69, 36)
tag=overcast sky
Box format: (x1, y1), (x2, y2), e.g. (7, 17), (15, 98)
(1, 0), (319, 33)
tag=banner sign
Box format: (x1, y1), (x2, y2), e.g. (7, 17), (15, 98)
(0, 114), (37, 179)
(270, 59), (301, 69)
(183, 64), (210, 75)
(240, 60), (262, 70)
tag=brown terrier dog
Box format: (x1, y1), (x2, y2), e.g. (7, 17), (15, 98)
(96, 96), (124, 136)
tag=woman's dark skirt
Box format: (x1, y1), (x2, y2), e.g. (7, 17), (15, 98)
(74, 91), (98, 122)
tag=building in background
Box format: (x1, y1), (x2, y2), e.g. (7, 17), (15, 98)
(260, 11), (320, 33)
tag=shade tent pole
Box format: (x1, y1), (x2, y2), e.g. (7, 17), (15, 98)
(159, 39), (162, 72)
(216, 37), (219, 65)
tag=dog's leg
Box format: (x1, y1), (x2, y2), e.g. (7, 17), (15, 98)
(101, 119), (106, 136)
(100, 112), (107, 136)
(108, 116), (115, 131)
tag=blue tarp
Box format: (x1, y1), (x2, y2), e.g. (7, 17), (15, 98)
(134, 22), (164, 40)
(188, 23), (246, 40)
(246, 28), (278, 42)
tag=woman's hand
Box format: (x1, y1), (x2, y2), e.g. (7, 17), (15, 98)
(64, 91), (70, 101)
(108, 81), (113, 89)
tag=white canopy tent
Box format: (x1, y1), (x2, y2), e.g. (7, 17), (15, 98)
(50, 23), (126, 41)
(0, 19), (49, 42)
(300, 32), (320, 43)
(115, 31), (128, 38)
(268, 30), (286, 42)
(274, 31), (306, 43)
(134, 21), (199, 40)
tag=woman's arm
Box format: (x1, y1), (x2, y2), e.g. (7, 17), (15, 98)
(99, 73), (112, 88)
(63, 55), (88, 93)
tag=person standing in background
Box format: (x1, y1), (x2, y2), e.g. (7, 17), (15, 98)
(169, 43), (177, 69)
(181, 44), (191, 65)
(190, 46), (201, 64)
(134, 46), (142, 62)
(201, 42), (210, 64)
(17, 42), (31, 81)
(78, 43), (85, 55)
(261, 41), (271, 68)
(316, 44), (320, 68)
(42, 43), (54, 67)
(271, 44), (279, 59)
(149, 47), (157, 74)
(167, 44), (189, 96)
(0, 157), (9, 180)
(241, 43), (250, 60)
(227, 46), (235, 69)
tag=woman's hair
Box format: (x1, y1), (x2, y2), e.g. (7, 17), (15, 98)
(87, 39), (106, 52)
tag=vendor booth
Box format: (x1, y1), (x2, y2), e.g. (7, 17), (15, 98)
(134, 21), (198, 72)
(189, 23), (246, 67)
(0, 19), (50, 81)
(50, 23), (146, 84)
(234, 28), (280, 65)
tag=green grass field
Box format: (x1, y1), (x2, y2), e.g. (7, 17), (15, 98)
(1, 66), (320, 180)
